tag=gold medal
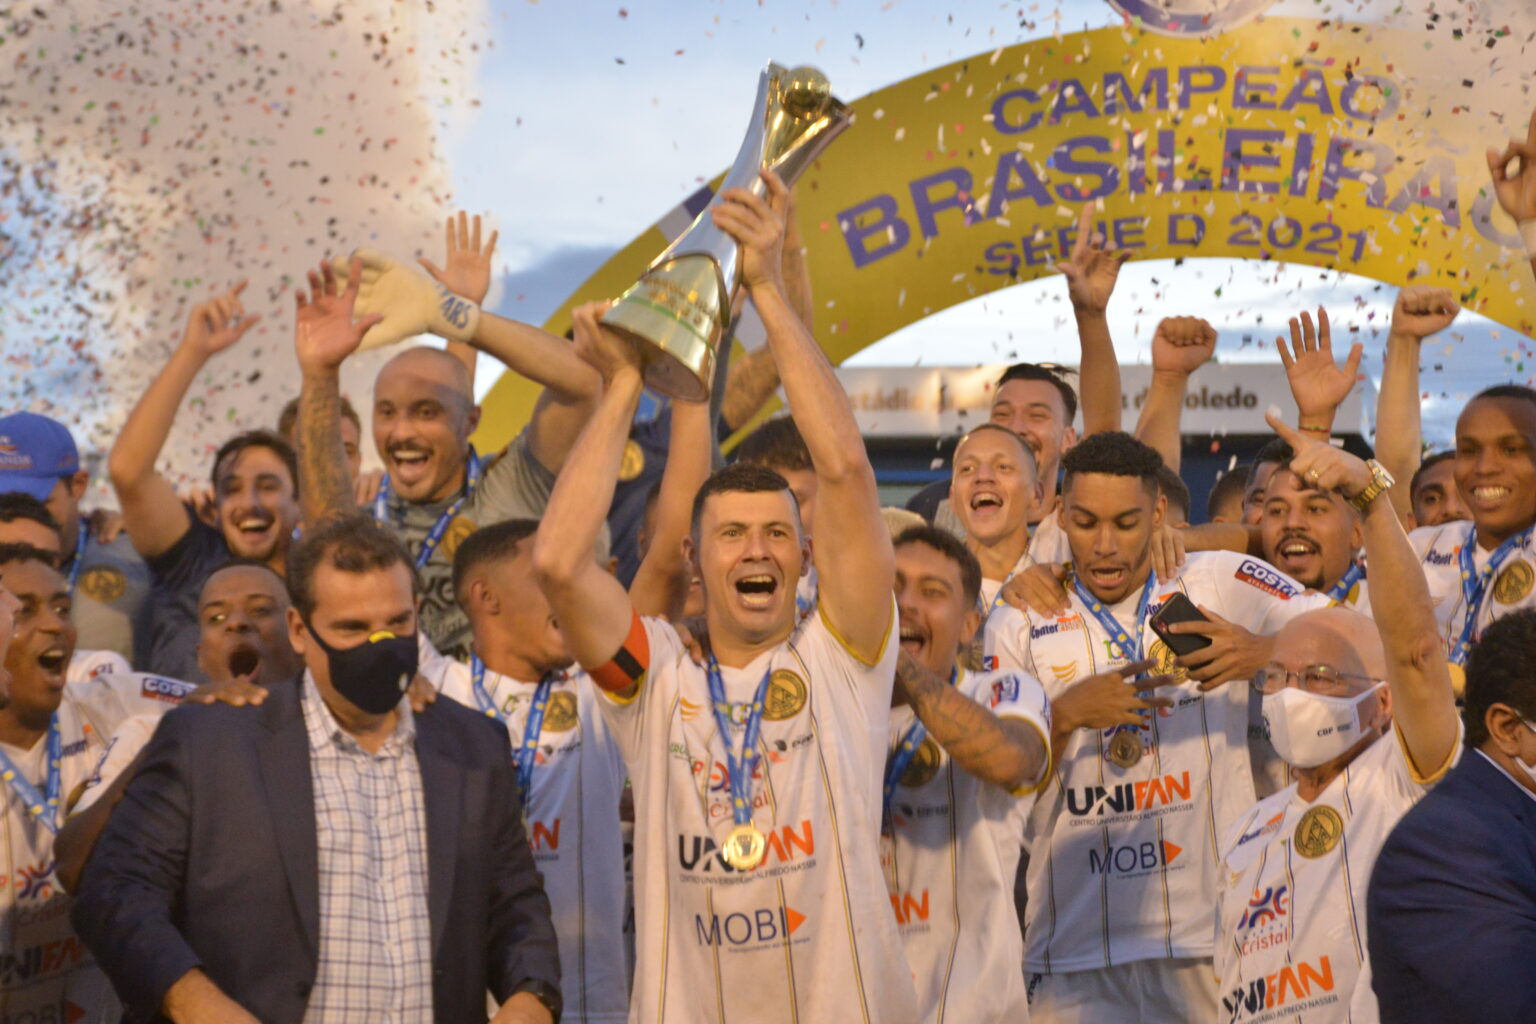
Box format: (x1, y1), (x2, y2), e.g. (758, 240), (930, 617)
(722, 822), (768, 871)
(1447, 660), (1467, 697)
(1293, 805), (1344, 859)
(1495, 560), (1535, 604)
(1107, 730), (1142, 769)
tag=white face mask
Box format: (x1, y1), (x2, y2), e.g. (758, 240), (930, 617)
(1262, 683), (1384, 769)
(1514, 719), (1536, 787)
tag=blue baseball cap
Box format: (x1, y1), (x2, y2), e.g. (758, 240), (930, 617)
(0, 413), (80, 503)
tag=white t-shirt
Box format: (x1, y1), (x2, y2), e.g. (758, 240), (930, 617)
(0, 675), (170, 1023)
(67, 673), (201, 814)
(66, 648), (130, 685)
(884, 666), (1050, 1023)
(1215, 725), (1460, 1024)
(433, 660), (630, 1024)
(598, 601), (918, 1024)
(983, 551), (1331, 974)
(1411, 520), (1536, 654)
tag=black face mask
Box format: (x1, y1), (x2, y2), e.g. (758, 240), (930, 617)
(305, 622), (419, 715)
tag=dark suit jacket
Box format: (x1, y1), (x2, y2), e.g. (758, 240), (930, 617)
(1367, 750), (1536, 1023)
(71, 676), (560, 1023)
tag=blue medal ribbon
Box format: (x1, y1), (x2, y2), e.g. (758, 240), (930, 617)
(374, 446), (482, 569)
(0, 716), (62, 835)
(1324, 560), (1366, 604)
(471, 654), (556, 803)
(1071, 571), (1159, 757)
(1450, 524), (1534, 665)
(796, 565), (818, 621)
(64, 522), (89, 596)
(882, 667), (958, 835)
(705, 654), (772, 831)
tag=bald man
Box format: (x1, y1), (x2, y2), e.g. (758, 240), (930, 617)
(292, 259), (610, 660)
(1213, 421), (1459, 1024)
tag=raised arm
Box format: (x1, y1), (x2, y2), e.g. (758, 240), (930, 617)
(1056, 202), (1129, 437)
(895, 651), (1048, 792)
(631, 397), (712, 619)
(108, 285), (259, 558)
(1487, 106), (1536, 283)
(1376, 287), (1460, 524)
(713, 171), (893, 660)
(1269, 413), (1459, 774)
(531, 302), (644, 691)
(292, 258), (384, 530)
(418, 211), (497, 387)
(1276, 307), (1361, 442)
(1135, 316), (1216, 473)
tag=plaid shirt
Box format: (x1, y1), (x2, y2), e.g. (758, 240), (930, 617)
(300, 675), (434, 1023)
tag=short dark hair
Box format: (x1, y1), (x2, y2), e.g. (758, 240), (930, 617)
(690, 463), (795, 539)
(452, 518), (539, 597)
(1252, 437), (1293, 471)
(0, 492), (60, 534)
(1463, 609), (1536, 747)
(1155, 463), (1191, 523)
(277, 395), (362, 442)
(0, 542), (60, 572)
(1207, 465), (1251, 521)
(204, 557), (288, 588)
(1061, 431), (1163, 494)
(894, 524), (982, 608)
(1472, 383), (1536, 409)
(995, 363), (1079, 423)
(735, 417), (812, 474)
(212, 430), (300, 497)
(285, 514), (418, 621)
(1409, 450), (1456, 499)
(957, 423), (1039, 476)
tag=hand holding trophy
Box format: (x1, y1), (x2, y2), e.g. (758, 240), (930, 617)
(601, 63), (852, 400)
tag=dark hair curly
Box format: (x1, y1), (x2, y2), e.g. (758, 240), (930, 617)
(1463, 609), (1536, 748)
(1061, 431), (1163, 495)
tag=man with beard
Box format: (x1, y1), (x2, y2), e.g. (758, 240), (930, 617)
(110, 283), (302, 681)
(884, 524), (1052, 1022)
(0, 545), (184, 1024)
(292, 254), (608, 661)
(983, 432), (1332, 1021)
(52, 560), (307, 892)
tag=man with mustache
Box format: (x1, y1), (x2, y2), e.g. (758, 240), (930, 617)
(110, 282), (303, 681)
(983, 432), (1333, 1022)
(292, 249), (608, 661)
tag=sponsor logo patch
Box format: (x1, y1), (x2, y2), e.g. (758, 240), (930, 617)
(1235, 559), (1297, 600)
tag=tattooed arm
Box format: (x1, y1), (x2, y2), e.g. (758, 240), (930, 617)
(895, 650), (1049, 793)
(292, 257), (383, 529)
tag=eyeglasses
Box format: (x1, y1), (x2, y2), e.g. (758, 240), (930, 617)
(1255, 664), (1384, 697)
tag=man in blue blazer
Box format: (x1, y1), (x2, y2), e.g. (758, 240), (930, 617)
(1368, 608), (1536, 1023)
(72, 515), (562, 1024)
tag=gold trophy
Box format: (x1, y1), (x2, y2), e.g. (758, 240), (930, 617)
(601, 63), (852, 400)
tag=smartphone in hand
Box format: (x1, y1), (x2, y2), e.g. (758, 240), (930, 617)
(1149, 592), (1213, 657)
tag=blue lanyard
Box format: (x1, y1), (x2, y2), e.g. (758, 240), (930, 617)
(0, 716), (62, 835)
(1451, 524), (1533, 664)
(1071, 571), (1159, 664)
(882, 666), (957, 834)
(374, 447), (482, 569)
(705, 654), (772, 828)
(65, 523), (89, 595)
(1325, 561), (1366, 603)
(795, 565), (818, 621)
(471, 654), (555, 802)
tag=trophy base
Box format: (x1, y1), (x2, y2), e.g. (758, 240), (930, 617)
(602, 254), (724, 402)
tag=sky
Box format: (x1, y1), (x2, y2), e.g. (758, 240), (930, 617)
(441, 0), (1536, 447)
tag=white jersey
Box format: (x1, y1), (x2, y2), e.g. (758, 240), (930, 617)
(434, 660), (630, 1024)
(884, 667), (1050, 1023)
(1215, 726), (1460, 1024)
(65, 648), (129, 685)
(66, 673), (200, 815)
(1411, 520), (1536, 653)
(0, 675), (167, 1024)
(598, 602), (917, 1024)
(983, 551), (1331, 974)
(1028, 512), (1071, 566)
(71, 713), (161, 816)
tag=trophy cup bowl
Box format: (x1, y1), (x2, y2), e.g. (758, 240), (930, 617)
(601, 63), (852, 401)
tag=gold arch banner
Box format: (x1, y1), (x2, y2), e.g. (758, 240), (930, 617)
(474, 17), (1535, 452)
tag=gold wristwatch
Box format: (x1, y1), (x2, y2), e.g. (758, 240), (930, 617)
(1348, 459), (1395, 513)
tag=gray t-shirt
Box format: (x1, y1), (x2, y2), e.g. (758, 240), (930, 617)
(378, 430), (609, 661)
(68, 531), (152, 668)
